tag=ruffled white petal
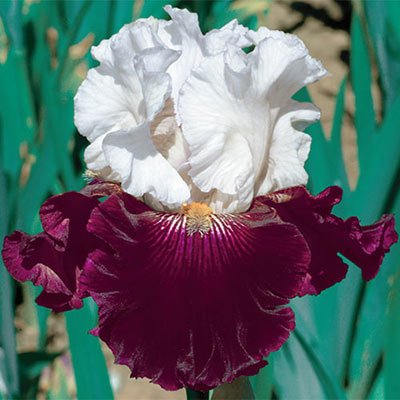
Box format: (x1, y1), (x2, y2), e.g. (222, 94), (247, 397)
(84, 136), (108, 171)
(160, 7), (251, 115)
(103, 125), (190, 206)
(150, 99), (189, 173)
(179, 51), (256, 211)
(84, 136), (120, 182)
(75, 16), (180, 142)
(76, 17), (190, 206)
(92, 18), (165, 64)
(255, 101), (319, 195)
(180, 40), (325, 212)
(247, 29), (327, 103)
(205, 19), (250, 54)
(134, 47), (179, 120)
(74, 65), (139, 142)
(161, 6), (205, 108)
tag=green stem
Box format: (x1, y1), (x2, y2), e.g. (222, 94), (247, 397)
(185, 388), (210, 400)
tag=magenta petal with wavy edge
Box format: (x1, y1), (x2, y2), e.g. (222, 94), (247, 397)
(262, 186), (398, 296)
(2, 189), (112, 312)
(82, 193), (311, 391)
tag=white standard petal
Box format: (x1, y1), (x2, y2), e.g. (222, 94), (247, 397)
(160, 7), (252, 114)
(74, 65), (139, 142)
(75, 17), (180, 143)
(102, 124), (190, 207)
(205, 19), (251, 54)
(179, 50), (257, 212)
(75, 16), (186, 207)
(74, 24), (154, 143)
(256, 100), (320, 195)
(134, 46), (179, 120)
(161, 6), (206, 108)
(150, 99), (189, 172)
(247, 30), (327, 103)
(91, 17), (164, 65)
(134, 48), (190, 176)
(83, 136), (121, 182)
(180, 42), (325, 212)
(84, 136), (108, 171)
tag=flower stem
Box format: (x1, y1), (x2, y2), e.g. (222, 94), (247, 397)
(185, 388), (209, 400)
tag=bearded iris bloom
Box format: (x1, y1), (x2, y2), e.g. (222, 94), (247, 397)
(2, 5), (398, 392)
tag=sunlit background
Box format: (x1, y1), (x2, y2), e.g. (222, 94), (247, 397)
(0, 0), (399, 399)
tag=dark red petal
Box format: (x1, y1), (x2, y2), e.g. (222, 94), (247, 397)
(261, 186), (398, 295)
(83, 193), (310, 391)
(3, 231), (74, 302)
(2, 191), (103, 312)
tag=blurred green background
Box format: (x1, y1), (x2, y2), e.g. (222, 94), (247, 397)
(0, 0), (399, 399)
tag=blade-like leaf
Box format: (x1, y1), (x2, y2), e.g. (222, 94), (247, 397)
(66, 299), (113, 399)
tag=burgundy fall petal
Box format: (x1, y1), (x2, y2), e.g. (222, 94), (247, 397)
(82, 193), (311, 391)
(1, 184), (119, 312)
(262, 186), (398, 295)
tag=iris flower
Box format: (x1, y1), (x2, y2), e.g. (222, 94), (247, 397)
(2, 6), (397, 392)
